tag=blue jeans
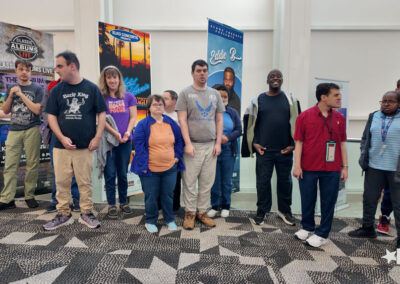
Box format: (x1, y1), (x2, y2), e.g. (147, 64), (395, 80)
(381, 188), (392, 216)
(49, 134), (79, 206)
(210, 146), (235, 210)
(299, 171), (340, 238)
(104, 141), (132, 206)
(140, 164), (177, 224)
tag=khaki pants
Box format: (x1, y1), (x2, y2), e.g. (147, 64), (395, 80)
(53, 148), (94, 215)
(182, 141), (217, 213)
(0, 126), (41, 203)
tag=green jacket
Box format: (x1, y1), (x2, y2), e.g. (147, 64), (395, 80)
(241, 91), (301, 157)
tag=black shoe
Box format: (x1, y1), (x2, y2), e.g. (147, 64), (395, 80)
(277, 211), (296, 226)
(120, 204), (132, 214)
(396, 238), (400, 249)
(25, 198), (39, 208)
(0, 200), (16, 210)
(251, 213), (265, 225)
(348, 226), (377, 238)
(107, 206), (118, 219)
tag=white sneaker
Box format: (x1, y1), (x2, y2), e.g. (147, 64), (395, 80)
(306, 234), (328, 247)
(221, 209), (229, 218)
(207, 209), (219, 218)
(294, 229), (312, 241)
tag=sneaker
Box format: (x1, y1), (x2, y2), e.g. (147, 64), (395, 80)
(145, 223), (158, 233)
(183, 211), (195, 230)
(107, 206), (118, 219)
(294, 229), (313, 241)
(79, 211), (101, 229)
(43, 213), (74, 231)
(251, 213), (265, 225)
(0, 200), (16, 210)
(277, 211), (296, 226)
(207, 209), (219, 218)
(197, 212), (216, 227)
(397, 238), (400, 249)
(348, 226), (377, 238)
(46, 203), (57, 213)
(120, 204), (132, 214)
(221, 209), (229, 218)
(306, 234), (328, 248)
(25, 198), (39, 208)
(167, 221), (178, 231)
(377, 215), (390, 235)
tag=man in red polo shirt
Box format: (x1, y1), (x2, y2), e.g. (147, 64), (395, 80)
(293, 82), (348, 247)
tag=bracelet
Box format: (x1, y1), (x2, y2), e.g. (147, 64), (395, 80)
(342, 165), (348, 168)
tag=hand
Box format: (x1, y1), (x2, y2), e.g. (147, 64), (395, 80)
(61, 136), (76, 150)
(174, 157), (179, 163)
(253, 143), (266, 155)
(184, 143), (195, 157)
(213, 143), (221, 157)
(293, 167), (303, 180)
(142, 170), (147, 174)
(88, 136), (101, 151)
(114, 132), (123, 143)
(10, 86), (21, 97)
(281, 146), (295, 155)
(221, 135), (229, 145)
(121, 131), (130, 143)
(341, 167), (348, 183)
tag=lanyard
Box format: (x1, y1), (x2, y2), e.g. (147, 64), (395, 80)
(321, 113), (333, 140)
(381, 115), (395, 143)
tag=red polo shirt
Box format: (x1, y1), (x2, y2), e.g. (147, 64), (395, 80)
(294, 104), (346, 172)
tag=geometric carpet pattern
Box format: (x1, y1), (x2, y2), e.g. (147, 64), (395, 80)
(0, 200), (399, 284)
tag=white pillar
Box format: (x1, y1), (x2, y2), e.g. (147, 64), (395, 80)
(273, 0), (311, 106)
(73, 0), (101, 83)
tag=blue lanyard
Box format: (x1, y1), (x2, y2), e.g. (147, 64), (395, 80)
(381, 115), (395, 143)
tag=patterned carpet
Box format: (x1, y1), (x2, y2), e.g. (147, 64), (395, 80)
(0, 200), (399, 284)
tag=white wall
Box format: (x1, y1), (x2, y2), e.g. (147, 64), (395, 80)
(310, 30), (400, 137)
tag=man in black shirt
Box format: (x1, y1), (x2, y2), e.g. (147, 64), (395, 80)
(223, 67), (241, 116)
(242, 70), (301, 226)
(43, 51), (107, 231)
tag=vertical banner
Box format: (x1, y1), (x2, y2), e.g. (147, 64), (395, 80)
(0, 22), (54, 192)
(98, 22), (151, 199)
(207, 19), (243, 192)
(315, 78), (350, 211)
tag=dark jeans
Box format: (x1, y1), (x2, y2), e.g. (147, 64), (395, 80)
(140, 164), (177, 224)
(159, 171), (181, 212)
(363, 167), (400, 236)
(256, 151), (293, 215)
(381, 187), (392, 217)
(299, 171), (340, 239)
(211, 146), (235, 210)
(104, 141), (132, 206)
(49, 134), (79, 206)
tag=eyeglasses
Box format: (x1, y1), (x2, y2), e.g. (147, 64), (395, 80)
(151, 103), (164, 108)
(379, 100), (398, 105)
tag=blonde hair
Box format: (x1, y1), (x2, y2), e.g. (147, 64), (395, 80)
(99, 65), (125, 98)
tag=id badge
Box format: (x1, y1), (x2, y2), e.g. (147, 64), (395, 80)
(326, 141), (336, 162)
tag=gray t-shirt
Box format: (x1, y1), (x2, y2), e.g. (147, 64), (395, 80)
(176, 85), (225, 142)
(6, 83), (44, 131)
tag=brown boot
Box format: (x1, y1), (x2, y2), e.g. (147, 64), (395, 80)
(183, 211), (195, 230)
(197, 212), (216, 227)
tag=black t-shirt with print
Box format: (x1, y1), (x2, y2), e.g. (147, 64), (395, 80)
(6, 83), (44, 131)
(45, 79), (107, 149)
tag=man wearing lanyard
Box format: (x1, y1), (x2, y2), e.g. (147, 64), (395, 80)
(349, 91), (400, 248)
(293, 83), (348, 248)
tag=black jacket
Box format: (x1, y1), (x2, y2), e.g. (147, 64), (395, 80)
(359, 111), (377, 171)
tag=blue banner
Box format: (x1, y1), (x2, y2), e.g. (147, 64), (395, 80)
(207, 19), (243, 192)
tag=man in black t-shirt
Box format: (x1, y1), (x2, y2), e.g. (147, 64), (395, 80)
(242, 70), (301, 226)
(43, 51), (107, 231)
(0, 60), (43, 210)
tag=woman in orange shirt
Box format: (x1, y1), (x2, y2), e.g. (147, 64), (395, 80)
(131, 95), (185, 233)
